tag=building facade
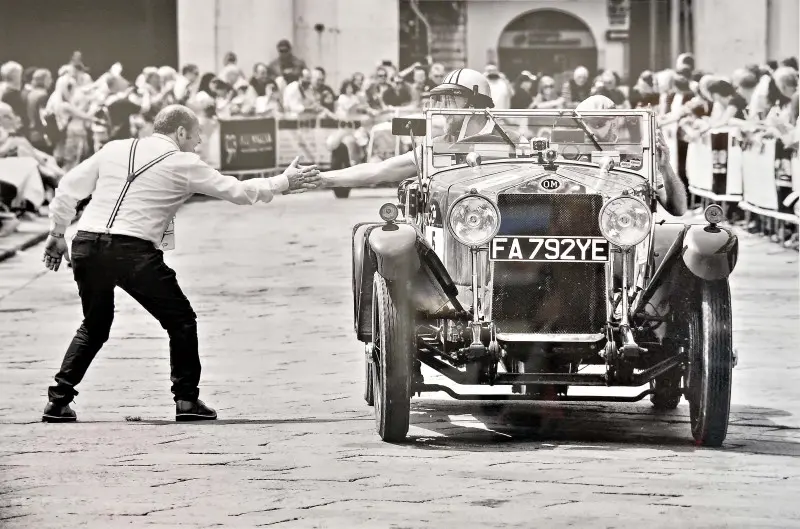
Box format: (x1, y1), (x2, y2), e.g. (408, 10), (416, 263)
(1, 0), (795, 89)
(177, 0), (399, 89)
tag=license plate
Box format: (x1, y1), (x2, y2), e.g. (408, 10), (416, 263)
(490, 236), (610, 263)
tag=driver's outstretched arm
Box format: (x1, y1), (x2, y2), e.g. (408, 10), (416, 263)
(657, 161), (688, 216)
(321, 150), (418, 188)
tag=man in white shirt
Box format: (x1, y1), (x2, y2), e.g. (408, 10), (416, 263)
(282, 68), (318, 115)
(41, 104), (320, 423)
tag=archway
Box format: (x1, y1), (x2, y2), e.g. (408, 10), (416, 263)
(497, 9), (597, 83)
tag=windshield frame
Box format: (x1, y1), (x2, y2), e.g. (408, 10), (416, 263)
(421, 108), (657, 185)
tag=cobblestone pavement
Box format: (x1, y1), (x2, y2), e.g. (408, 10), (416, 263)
(0, 190), (798, 528)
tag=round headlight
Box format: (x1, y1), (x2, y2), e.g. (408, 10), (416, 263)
(447, 194), (501, 247)
(598, 196), (652, 248)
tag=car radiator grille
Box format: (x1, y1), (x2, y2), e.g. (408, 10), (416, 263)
(491, 193), (607, 335)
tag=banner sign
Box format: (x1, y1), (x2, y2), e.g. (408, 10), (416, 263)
(685, 128), (743, 200)
(219, 117), (277, 172)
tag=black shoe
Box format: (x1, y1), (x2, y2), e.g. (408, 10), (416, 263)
(175, 399), (217, 422)
(42, 402), (77, 423)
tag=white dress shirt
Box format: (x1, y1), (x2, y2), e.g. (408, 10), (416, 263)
(49, 134), (289, 246)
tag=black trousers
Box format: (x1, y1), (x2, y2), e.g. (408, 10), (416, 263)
(48, 231), (200, 404)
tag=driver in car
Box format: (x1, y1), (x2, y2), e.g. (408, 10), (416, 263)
(320, 68), (510, 188)
(577, 95), (687, 216)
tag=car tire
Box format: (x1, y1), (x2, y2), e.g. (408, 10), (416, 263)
(371, 273), (412, 442)
(333, 188), (351, 199)
(364, 347), (374, 406)
(684, 279), (734, 447)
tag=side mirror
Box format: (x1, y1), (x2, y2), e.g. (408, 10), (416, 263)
(392, 117), (426, 137)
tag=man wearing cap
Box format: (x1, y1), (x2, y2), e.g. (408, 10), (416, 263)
(40, 104), (321, 423)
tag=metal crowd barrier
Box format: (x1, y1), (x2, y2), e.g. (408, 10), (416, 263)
(195, 110), (416, 180)
(667, 125), (799, 243)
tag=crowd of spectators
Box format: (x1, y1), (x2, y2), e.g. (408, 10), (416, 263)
(0, 41), (797, 248)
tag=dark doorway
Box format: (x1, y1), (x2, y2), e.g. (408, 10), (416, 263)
(0, 0), (177, 81)
(497, 9), (598, 81)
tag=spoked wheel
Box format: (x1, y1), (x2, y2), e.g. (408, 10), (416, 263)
(683, 279), (734, 447)
(364, 344), (374, 406)
(371, 273), (412, 442)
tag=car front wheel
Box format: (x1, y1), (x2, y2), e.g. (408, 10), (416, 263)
(371, 273), (412, 442)
(684, 279), (734, 447)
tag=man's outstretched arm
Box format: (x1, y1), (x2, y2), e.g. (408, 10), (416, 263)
(321, 150), (418, 188)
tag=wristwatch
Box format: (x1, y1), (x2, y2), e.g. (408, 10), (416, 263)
(50, 231), (65, 238)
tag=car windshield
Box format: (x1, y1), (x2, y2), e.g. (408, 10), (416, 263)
(427, 109), (648, 171)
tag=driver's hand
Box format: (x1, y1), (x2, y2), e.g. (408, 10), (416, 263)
(282, 156), (321, 192)
(655, 129), (671, 168)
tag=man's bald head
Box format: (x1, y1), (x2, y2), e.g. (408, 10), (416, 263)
(153, 105), (201, 152)
(153, 105), (199, 135)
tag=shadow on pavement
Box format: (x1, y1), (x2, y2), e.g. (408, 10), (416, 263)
(135, 416), (373, 426)
(404, 400), (800, 456)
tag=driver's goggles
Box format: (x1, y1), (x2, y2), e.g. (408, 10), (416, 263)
(429, 92), (470, 109)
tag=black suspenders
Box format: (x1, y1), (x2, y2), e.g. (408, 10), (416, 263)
(106, 139), (178, 231)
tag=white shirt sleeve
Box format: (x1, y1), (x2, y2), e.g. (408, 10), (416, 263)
(184, 155), (290, 204)
(49, 147), (104, 233)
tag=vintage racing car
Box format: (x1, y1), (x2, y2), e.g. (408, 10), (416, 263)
(350, 107), (739, 446)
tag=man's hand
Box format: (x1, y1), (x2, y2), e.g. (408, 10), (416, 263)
(655, 129), (671, 169)
(283, 156), (321, 192)
(42, 234), (70, 272)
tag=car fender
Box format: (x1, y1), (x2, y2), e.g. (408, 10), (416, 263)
(352, 222), (382, 342)
(681, 224), (738, 280)
(633, 221), (737, 322)
(368, 223), (421, 281)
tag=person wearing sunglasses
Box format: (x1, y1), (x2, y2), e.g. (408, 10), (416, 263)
(531, 76), (565, 109)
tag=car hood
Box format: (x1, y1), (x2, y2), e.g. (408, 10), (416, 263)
(431, 162), (647, 199)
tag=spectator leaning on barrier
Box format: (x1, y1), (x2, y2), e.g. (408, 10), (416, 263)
(364, 67), (391, 110)
(382, 74), (412, 107)
(249, 62), (271, 97)
(282, 68), (318, 115)
(40, 104), (322, 424)
(311, 67), (336, 112)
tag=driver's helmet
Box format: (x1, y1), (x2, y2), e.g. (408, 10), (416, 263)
(428, 68), (495, 109)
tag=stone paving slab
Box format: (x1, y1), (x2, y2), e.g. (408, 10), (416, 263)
(0, 189), (798, 528)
